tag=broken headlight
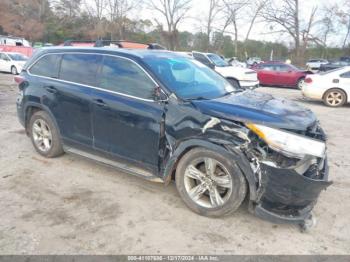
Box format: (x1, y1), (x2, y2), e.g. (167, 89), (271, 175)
(246, 124), (326, 159)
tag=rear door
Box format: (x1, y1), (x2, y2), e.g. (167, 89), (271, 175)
(56, 53), (102, 148)
(92, 55), (165, 169)
(29, 53), (102, 148)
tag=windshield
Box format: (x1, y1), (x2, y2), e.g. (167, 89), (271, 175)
(8, 53), (28, 61)
(144, 55), (235, 100)
(287, 64), (301, 71)
(207, 54), (230, 67)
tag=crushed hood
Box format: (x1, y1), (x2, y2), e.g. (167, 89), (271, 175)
(191, 90), (317, 130)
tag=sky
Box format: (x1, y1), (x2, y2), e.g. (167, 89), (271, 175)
(135, 0), (345, 47)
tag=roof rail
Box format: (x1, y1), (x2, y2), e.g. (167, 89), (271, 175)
(62, 39), (166, 50)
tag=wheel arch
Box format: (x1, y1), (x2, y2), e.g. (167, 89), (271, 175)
(163, 138), (258, 201)
(322, 87), (348, 103)
(24, 102), (61, 137)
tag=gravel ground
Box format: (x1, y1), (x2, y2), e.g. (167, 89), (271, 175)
(0, 72), (349, 255)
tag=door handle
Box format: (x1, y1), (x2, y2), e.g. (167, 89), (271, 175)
(92, 98), (109, 109)
(44, 86), (57, 94)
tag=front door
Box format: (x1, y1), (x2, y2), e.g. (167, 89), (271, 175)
(92, 55), (165, 169)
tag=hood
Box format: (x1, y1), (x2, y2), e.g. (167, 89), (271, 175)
(191, 90), (317, 130)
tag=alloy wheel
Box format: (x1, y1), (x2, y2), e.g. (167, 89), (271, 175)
(32, 119), (53, 152)
(298, 79), (304, 89)
(326, 91), (343, 106)
(11, 66), (17, 75)
(183, 157), (233, 208)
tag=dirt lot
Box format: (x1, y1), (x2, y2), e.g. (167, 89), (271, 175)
(0, 72), (349, 255)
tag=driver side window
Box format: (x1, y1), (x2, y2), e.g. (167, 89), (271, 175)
(99, 56), (156, 100)
(0, 54), (8, 60)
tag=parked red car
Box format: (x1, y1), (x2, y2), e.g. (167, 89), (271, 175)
(252, 62), (312, 89)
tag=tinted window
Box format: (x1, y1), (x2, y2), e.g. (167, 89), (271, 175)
(99, 56), (155, 99)
(259, 64), (274, 71)
(0, 53), (7, 60)
(275, 64), (290, 72)
(207, 54), (229, 67)
(340, 71), (350, 78)
(8, 53), (28, 61)
(59, 54), (102, 86)
(30, 54), (61, 78)
(193, 53), (211, 65)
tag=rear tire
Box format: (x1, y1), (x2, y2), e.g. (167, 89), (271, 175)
(29, 111), (64, 158)
(11, 66), (18, 75)
(323, 89), (347, 107)
(175, 148), (247, 217)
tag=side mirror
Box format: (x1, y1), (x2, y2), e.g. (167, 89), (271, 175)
(154, 86), (168, 102)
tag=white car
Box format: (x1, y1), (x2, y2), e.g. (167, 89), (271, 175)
(306, 59), (328, 71)
(227, 57), (247, 68)
(192, 52), (259, 89)
(302, 66), (350, 107)
(0, 52), (28, 75)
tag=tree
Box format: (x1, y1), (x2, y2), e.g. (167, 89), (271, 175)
(51, 0), (82, 18)
(0, 0), (49, 41)
(261, 0), (318, 64)
(202, 0), (223, 51)
(244, 0), (267, 41)
(311, 4), (338, 57)
(148, 0), (192, 50)
(105, 0), (141, 39)
(222, 0), (248, 56)
(337, 0), (350, 48)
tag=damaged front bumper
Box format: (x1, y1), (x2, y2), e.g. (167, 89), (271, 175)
(252, 156), (332, 224)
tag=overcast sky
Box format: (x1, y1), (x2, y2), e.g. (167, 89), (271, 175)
(135, 0), (345, 47)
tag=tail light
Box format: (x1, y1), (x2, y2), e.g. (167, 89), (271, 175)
(14, 75), (25, 85)
(305, 77), (313, 84)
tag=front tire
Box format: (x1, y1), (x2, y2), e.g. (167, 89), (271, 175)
(323, 89), (347, 107)
(11, 66), (18, 75)
(29, 111), (64, 158)
(175, 148), (247, 217)
(296, 78), (305, 90)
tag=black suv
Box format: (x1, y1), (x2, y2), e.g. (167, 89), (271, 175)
(16, 47), (331, 229)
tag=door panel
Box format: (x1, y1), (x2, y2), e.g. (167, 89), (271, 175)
(45, 80), (93, 146)
(92, 90), (164, 167)
(92, 55), (164, 169)
(274, 64), (296, 86)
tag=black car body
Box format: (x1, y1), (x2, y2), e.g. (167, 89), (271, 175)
(16, 47), (331, 228)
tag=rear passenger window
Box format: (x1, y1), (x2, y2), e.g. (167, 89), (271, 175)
(59, 54), (102, 86)
(99, 56), (155, 99)
(29, 54), (61, 78)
